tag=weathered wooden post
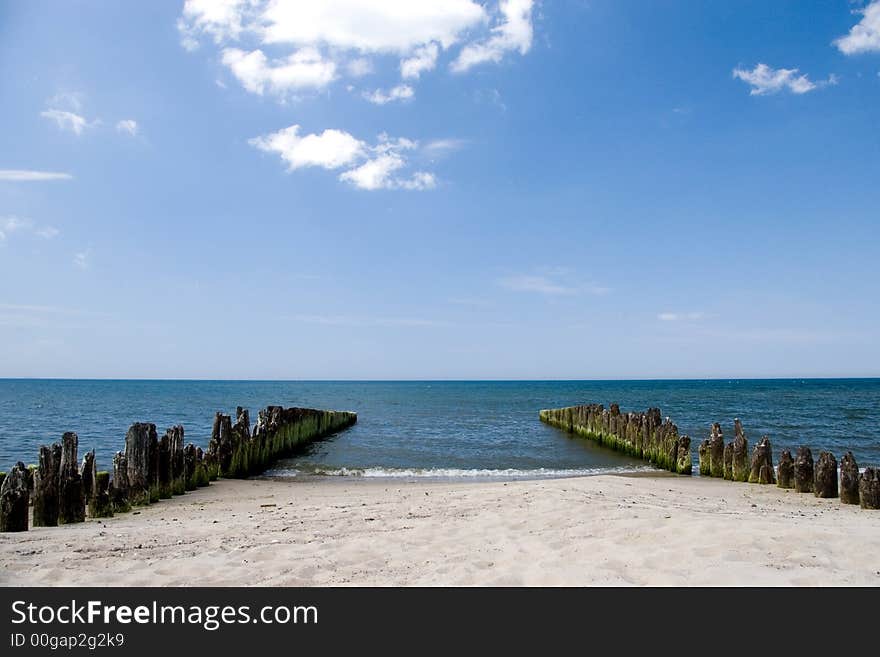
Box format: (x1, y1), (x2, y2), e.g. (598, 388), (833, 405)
(0, 462), (30, 532)
(168, 426), (186, 495)
(33, 443), (61, 527)
(58, 432), (85, 524)
(731, 420), (749, 482)
(157, 431), (173, 499)
(839, 452), (860, 505)
(183, 443), (197, 491)
(777, 449), (794, 489)
(81, 449), (96, 513)
(708, 424), (724, 477)
(195, 447), (210, 486)
(26, 464), (36, 502)
(814, 451), (838, 498)
(723, 442), (733, 480)
(794, 446), (814, 493)
(698, 439), (710, 476)
(111, 452), (131, 513)
(859, 468), (880, 510)
(675, 435), (692, 475)
(125, 423), (157, 506)
(89, 472), (114, 518)
(749, 436), (776, 484)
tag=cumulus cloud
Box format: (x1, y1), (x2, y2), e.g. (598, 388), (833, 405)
(452, 0), (534, 72)
(732, 63), (835, 95)
(363, 84), (415, 105)
(835, 1), (880, 54)
(180, 1), (534, 97)
(40, 109), (91, 135)
(249, 125), (365, 170)
(257, 0), (486, 52)
(401, 43), (439, 80)
(116, 119), (139, 136)
(0, 170), (72, 181)
(221, 47), (336, 95)
(249, 125), (436, 191)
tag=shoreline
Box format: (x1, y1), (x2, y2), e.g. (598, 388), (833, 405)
(2, 473), (878, 586)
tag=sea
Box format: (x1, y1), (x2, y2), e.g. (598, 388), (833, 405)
(1, 379), (878, 478)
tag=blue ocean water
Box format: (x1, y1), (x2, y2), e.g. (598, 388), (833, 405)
(0, 379), (878, 477)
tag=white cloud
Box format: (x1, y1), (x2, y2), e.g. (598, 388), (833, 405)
(0, 216), (58, 242)
(835, 1), (880, 54)
(0, 170), (72, 182)
(346, 58), (373, 77)
(499, 275), (576, 296)
(732, 63), (835, 95)
(258, 0), (486, 52)
(0, 216), (31, 241)
(178, 0), (252, 50)
(73, 251), (89, 269)
(116, 119), (139, 136)
(658, 312), (706, 322)
(40, 109), (91, 135)
(179, 1), (534, 97)
(423, 138), (467, 158)
(452, 0), (534, 72)
(249, 125), (365, 170)
(401, 43), (439, 80)
(363, 84), (415, 105)
(221, 47), (336, 95)
(250, 125), (436, 191)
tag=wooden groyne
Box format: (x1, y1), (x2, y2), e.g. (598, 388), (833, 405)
(539, 403), (692, 474)
(540, 402), (879, 510)
(0, 405), (356, 532)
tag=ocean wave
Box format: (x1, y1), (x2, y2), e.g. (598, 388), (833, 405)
(263, 464), (656, 480)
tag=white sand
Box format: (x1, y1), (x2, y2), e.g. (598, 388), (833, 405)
(1, 474), (878, 586)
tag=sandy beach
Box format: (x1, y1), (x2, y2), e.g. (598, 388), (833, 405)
(2, 473), (878, 586)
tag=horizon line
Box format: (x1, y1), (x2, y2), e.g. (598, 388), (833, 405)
(1, 376), (879, 383)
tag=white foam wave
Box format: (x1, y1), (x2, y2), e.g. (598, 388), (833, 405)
(264, 465), (656, 480)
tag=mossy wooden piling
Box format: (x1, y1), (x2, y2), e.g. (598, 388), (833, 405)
(111, 452), (131, 513)
(89, 472), (114, 518)
(731, 420), (749, 483)
(538, 403), (692, 474)
(708, 424), (724, 478)
(748, 437), (776, 485)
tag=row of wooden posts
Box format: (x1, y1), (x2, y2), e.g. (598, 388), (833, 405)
(696, 419), (879, 508)
(0, 406), (357, 532)
(539, 403), (693, 474)
(539, 403), (880, 509)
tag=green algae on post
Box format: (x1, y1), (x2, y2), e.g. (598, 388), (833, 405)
(538, 403), (691, 474)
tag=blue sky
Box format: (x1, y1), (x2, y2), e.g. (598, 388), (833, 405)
(1, 0), (879, 379)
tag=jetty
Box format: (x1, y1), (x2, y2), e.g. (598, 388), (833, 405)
(540, 402), (879, 510)
(0, 406), (357, 532)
